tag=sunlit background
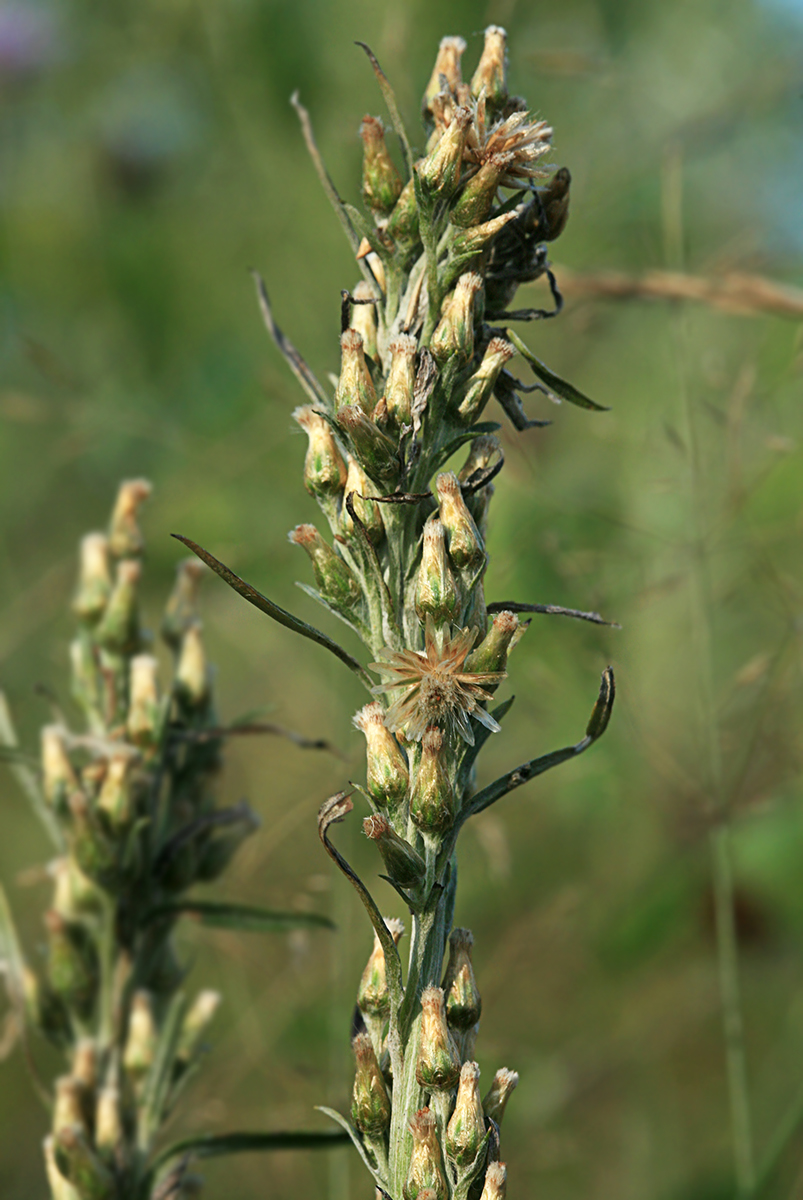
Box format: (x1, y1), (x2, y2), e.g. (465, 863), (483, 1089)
(3, 0), (803, 1196)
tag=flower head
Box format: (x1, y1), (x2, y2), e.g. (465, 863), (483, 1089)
(464, 97), (553, 187)
(369, 617), (505, 745)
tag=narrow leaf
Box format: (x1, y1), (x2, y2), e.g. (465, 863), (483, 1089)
(354, 42), (413, 179)
(252, 273), (330, 408)
(507, 329), (609, 411)
(171, 721), (343, 758)
(316, 1107), (386, 1190)
(171, 536), (373, 693)
(149, 1128), (350, 1176)
(486, 601), (620, 628)
(143, 901), (335, 933)
(466, 667), (615, 817)
(290, 92), (359, 255)
(0, 692), (62, 848)
(138, 991), (188, 1149)
(317, 793), (404, 1009)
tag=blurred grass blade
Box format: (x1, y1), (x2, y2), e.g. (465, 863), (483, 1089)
(466, 667), (615, 817)
(149, 1128), (350, 1178)
(507, 329), (609, 411)
(355, 42), (413, 179)
(0, 691), (62, 849)
(171, 535), (374, 692)
(143, 901), (335, 932)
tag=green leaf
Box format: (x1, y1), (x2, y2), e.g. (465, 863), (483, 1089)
(171, 535), (373, 693)
(143, 901), (335, 933)
(507, 329), (609, 412)
(148, 1128), (350, 1177)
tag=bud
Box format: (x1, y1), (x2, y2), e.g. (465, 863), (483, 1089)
(353, 702), (409, 813)
(386, 175), (420, 254)
(444, 210), (518, 290)
(404, 1108), (448, 1200)
(415, 518), (461, 626)
(410, 728), (455, 836)
(351, 1031), (392, 1136)
(176, 622), (210, 708)
(53, 1124), (116, 1200)
(43, 1135), (82, 1200)
(288, 525), (361, 610)
(482, 1068), (518, 1129)
(53, 1075), (90, 1138)
(94, 1086), (123, 1162)
(336, 328), (377, 415)
(442, 928), (482, 1050)
(416, 986), (460, 1091)
(96, 752), (137, 830)
(335, 405), (399, 487)
(357, 919), (405, 1018)
(430, 272), (483, 366)
(123, 989), (158, 1079)
(71, 1038), (98, 1091)
(451, 154), (514, 229)
(446, 1062), (486, 1166)
(67, 791), (118, 889)
(361, 116), (403, 216)
(292, 405), (348, 503)
(456, 339), (516, 425)
(471, 26), (508, 110)
(351, 281), (380, 362)
(108, 478), (152, 559)
(177, 989), (222, 1065)
(41, 726), (78, 813)
(72, 534), (112, 623)
(465, 611), (519, 677)
(127, 654), (161, 745)
(195, 801), (260, 881)
(341, 457), (384, 544)
(162, 557), (206, 648)
(422, 36), (466, 116)
(364, 814), (426, 889)
(382, 334), (417, 428)
(45, 910), (98, 1021)
(94, 558), (141, 654)
(436, 473), (485, 571)
(52, 856), (102, 920)
(416, 106), (472, 202)
(479, 1161), (507, 1200)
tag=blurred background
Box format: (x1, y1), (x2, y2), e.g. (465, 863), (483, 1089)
(2, 0), (803, 1196)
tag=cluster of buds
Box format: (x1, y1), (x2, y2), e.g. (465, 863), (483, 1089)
(7, 482), (259, 1199)
(352, 925), (518, 1198)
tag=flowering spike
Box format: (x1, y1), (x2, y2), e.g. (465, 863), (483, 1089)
(364, 813), (426, 889)
(414, 517), (462, 625)
(415, 986), (461, 1091)
(336, 328), (378, 415)
(353, 701), (409, 813)
(351, 1031), (392, 1136)
(410, 727), (455, 835)
(361, 116), (403, 216)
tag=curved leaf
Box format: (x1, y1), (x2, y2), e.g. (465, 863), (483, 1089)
(507, 329), (609, 411)
(149, 1128), (349, 1177)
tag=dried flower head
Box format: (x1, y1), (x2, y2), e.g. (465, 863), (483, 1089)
(369, 617), (505, 745)
(464, 99), (552, 187)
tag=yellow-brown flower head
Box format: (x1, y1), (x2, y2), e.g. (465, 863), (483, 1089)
(73, 533), (112, 622)
(127, 653), (161, 745)
(41, 725), (78, 812)
(470, 26), (508, 109)
(464, 101), (552, 189)
(465, 611), (521, 677)
(95, 558), (142, 654)
(370, 617), (505, 745)
(108, 478), (152, 559)
(422, 36), (467, 116)
(415, 517), (461, 626)
(443, 927), (482, 1032)
(96, 751), (138, 830)
(336, 328), (377, 415)
(335, 404), (399, 487)
(482, 1067), (519, 1129)
(357, 919), (405, 1018)
(416, 985), (460, 1092)
(479, 1161), (507, 1200)
(123, 989), (157, 1079)
(430, 272), (483, 366)
(353, 701), (409, 813)
(293, 405), (347, 500)
(404, 1108), (448, 1200)
(410, 727), (455, 835)
(351, 1031), (392, 1137)
(176, 621), (210, 708)
(417, 105), (472, 201)
(382, 334), (417, 428)
(288, 524), (361, 610)
(436, 473), (485, 572)
(456, 339), (516, 425)
(446, 1061), (486, 1166)
(360, 116), (403, 216)
(351, 280), (380, 361)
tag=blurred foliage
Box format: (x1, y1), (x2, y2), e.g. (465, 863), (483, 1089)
(2, 0), (803, 1197)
